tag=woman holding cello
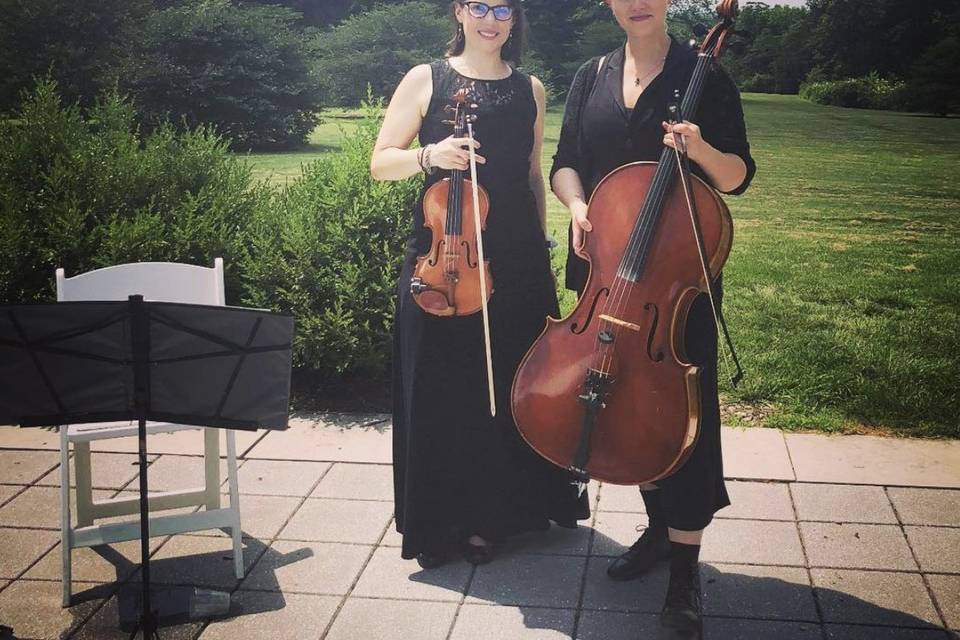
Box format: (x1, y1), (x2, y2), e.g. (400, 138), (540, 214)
(546, 0), (755, 635)
(370, 0), (588, 568)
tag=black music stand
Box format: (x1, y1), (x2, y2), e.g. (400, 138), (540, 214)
(0, 296), (294, 639)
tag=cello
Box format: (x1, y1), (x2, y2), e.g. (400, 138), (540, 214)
(511, 0), (744, 487)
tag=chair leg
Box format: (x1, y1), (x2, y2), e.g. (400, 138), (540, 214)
(225, 431), (243, 579)
(59, 427), (72, 607)
(74, 441), (94, 528)
(203, 428), (221, 511)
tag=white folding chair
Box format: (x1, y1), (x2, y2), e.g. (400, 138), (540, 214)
(55, 259), (243, 606)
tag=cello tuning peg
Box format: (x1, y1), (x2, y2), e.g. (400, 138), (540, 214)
(467, 115), (478, 123)
(444, 105), (457, 113)
(441, 119), (455, 126)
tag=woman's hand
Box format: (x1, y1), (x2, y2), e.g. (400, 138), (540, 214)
(570, 199), (592, 258)
(429, 136), (486, 171)
(662, 120), (710, 162)
(662, 120), (748, 192)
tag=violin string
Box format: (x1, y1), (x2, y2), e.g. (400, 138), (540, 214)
(446, 168), (455, 278)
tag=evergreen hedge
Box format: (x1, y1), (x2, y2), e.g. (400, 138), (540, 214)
(0, 78), (269, 304)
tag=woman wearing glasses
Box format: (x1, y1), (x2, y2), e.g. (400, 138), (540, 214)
(371, 0), (588, 568)
(550, 0), (755, 637)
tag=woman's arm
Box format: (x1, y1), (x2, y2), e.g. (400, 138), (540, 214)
(370, 65), (432, 181)
(529, 76), (548, 234)
(664, 65), (755, 195)
(370, 64), (486, 181)
(552, 168), (592, 258)
(662, 121), (748, 194)
(548, 59), (599, 258)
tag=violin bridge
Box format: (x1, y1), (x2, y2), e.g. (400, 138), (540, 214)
(598, 314), (642, 332)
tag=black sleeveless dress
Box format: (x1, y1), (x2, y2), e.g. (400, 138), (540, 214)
(392, 59), (589, 559)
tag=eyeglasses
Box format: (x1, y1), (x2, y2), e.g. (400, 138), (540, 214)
(461, 2), (514, 22)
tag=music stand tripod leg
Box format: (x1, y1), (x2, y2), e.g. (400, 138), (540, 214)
(129, 414), (159, 640)
(130, 296), (160, 640)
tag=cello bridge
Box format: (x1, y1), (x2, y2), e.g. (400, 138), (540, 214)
(598, 314), (641, 332)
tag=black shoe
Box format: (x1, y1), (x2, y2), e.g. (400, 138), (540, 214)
(415, 552), (447, 569)
(460, 538), (495, 565)
(606, 526), (671, 580)
(660, 563), (702, 639)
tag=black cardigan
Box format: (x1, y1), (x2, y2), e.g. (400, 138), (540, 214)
(550, 40), (756, 292)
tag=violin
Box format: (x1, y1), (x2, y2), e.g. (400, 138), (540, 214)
(511, 0), (743, 487)
(410, 89), (493, 317)
(410, 88), (498, 415)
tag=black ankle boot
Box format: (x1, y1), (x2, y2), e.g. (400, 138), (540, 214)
(416, 551), (447, 569)
(660, 543), (703, 639)
(607, 489), (671, 581)
(606, 525), (671, 580)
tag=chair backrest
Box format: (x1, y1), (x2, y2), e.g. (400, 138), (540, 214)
(56, 259), (225, 306)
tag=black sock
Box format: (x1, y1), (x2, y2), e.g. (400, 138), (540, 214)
(640, 488), (666, 533)
(669, 541), (701, 576)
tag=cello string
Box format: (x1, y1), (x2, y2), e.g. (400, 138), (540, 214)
(593, 56), (712, 376)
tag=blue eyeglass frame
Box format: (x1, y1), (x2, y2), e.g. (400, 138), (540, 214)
(461, 1), (514, 22)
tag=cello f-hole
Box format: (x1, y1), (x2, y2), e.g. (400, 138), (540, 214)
(572, 288), (610, 335)
(643, 302), (665, 362)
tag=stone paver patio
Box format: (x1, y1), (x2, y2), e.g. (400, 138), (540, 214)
(0, 417), (958, 639)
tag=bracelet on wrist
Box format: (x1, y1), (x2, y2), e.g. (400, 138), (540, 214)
(423, 144), (437, 175)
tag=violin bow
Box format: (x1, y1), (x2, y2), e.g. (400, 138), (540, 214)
(467, 120), (497, 416)
(667, 0), (745, 388)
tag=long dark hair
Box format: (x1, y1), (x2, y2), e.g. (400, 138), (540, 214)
(445, 1), (527, 66)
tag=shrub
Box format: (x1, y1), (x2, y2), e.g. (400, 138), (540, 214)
(241, 95), (421, 377)
(119, 0), (322, 150)
(740, 73), (777, 94)
(0, 78), (270, 304)
(799, 72), (907, 110)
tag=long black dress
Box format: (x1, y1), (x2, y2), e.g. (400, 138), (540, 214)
(551, 39), (757, 531)
(392, 59), (589, 560)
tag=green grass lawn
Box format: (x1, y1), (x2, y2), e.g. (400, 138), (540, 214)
(244, 109), (365, 185)
(242, 95), (960, 438)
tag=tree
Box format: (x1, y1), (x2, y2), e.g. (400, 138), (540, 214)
(908, 33), (960, 116)
(0, 0), (152, 113)
(313, 2), (449, 106)
(119, 0), (322, 149)
(806, 0), (949, 80)
(724, 4), (814, 93)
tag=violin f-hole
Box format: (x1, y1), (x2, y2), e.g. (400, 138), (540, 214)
(427, 239), (446, 267)
(460, 239), (478, 268)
